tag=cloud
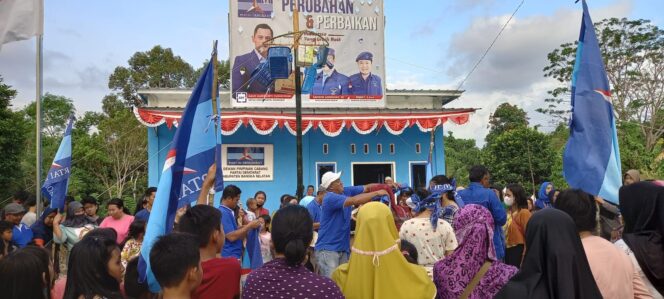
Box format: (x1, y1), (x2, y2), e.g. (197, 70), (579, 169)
(0, 40), (110, 112)
(445, 0), (634, 93)
(411, 20), (437, 38)
(449, 0), (495, 12)
(432, 0), (634, 145)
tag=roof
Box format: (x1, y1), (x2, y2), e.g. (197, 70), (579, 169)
(137, 88), (465, 110)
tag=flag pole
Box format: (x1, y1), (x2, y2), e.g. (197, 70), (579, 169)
(35, 34), (43, 217)
(210, 40), (218, 206)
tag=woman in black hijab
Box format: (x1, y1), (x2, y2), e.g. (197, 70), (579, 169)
(615, 181), (664, 297)
(495, 208), (602, 299)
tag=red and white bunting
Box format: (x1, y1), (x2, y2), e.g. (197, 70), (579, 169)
(133, 107), (473, 137)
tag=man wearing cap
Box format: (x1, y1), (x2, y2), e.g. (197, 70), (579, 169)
(314, 171), (392, 277)
(232, 23), (274, 96)
(2, 203), (33, 248)
(311, 48), (348, 96)
(347, 51), (383, 96)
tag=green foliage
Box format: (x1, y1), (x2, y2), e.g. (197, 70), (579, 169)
(444, 132), (482, 186)
(108, 45), (197, 105)
(0, 77), (29, 201)
(484, 127), (555, 194)
(540, 18), (664, 151)
(486, 102), (528, 144)
(23, 93), (75, 137)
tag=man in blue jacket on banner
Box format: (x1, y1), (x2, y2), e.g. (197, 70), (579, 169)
(311, 48), (348, 96)
(347, 51), (383, 96)
(232, 23), (274, 96)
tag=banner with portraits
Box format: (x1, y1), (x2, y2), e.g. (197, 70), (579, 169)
(229, 0), (386, 108)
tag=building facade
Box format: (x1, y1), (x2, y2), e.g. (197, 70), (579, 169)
(135, 89), (475, 210)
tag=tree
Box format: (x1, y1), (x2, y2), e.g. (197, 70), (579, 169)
(484, 127), (555, 194)
(540, 18), (664, 151)
(486, 102), (528, 144)
(23, 93), (75, 138)
(0, 77), (29, 200)
(444, 132), (482, 186)
(193, 59), (231, 89)
(109, 45), (197, 105)
(19, 94), (76, 191)
(74, 95), (147, 200)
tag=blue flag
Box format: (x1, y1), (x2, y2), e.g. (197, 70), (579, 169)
(563, 0), (622, 204)
(139, 57), (219, 292)
(241, 228), (263, 273)
(42, 116), (74, 211)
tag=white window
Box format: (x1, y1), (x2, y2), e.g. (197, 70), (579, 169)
(323, 143), (329, 155)
(363, 143), (369, 154)
(389, 143), (395, 154)
(415, 143), (421, 154)
(351, 143), (356, 154)
(377, 144), (382, 154)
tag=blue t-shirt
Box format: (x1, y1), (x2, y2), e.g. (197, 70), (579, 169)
(219, 205), (243, 259)
(134, 209), (150, 222)
(315, 186), (364, 253)
(13, 223), (33, 248)
(306, 199), (322, 223)
(457, 182), (507, 260)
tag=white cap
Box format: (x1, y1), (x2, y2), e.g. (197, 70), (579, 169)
(320, 171), (342, 189)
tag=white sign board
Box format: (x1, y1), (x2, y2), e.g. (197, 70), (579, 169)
(222, 144), (274, 181)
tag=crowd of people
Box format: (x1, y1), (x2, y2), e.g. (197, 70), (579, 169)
(0, 165), (662, 299)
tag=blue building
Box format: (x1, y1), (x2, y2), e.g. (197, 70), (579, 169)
(135, 89), (475, 211)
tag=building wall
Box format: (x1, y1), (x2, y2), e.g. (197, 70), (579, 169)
(147, 124), (446, 212)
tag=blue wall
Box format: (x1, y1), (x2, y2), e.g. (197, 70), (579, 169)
(147, 124), (446, 213)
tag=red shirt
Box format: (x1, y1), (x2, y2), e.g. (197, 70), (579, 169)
(258, 208), (270, 216)
(193, 258), (241, 299)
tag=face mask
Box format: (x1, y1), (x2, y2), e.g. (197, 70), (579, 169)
(405, 197), (416, 210)
(504, 196), (514, 206)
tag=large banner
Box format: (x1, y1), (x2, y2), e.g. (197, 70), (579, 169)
(229, 0), (386, 108)
(222, 144), (274, 181)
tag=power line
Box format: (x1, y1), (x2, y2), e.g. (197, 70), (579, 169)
(456, 0), (526, 90)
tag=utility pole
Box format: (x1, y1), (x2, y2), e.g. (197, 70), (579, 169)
(293, 6), (304, 200)
(264, 8), (329, 200)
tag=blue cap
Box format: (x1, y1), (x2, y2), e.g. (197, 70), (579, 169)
(327, 48), (335, 57)
(355, 51), (373, 62)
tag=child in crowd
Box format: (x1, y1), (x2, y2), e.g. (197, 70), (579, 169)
(259, 214), (273, 263)
(177, 205), (241, 299)
(0, 221), (17, 258)
(150, 233), (203, 299)
(63, 235), (124, 299)
(121, 219), (146, 271)
(401, 239), (419, 264)
(246, 198), (258, 221)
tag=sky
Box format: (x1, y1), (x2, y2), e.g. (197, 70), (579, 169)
(1, 0), (662, 146)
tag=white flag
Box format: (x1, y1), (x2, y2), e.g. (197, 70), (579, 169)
(0, 0), (43, 49)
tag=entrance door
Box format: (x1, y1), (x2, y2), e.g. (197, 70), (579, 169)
(352, 163), (394, 186)
(410, 162), (427, 189)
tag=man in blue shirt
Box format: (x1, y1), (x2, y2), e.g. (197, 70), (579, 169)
(457, 165), (507, 260)
(314, 171), (390, 277)
(311, 48), (349, 96)
(306, 190), (326, 231)
(347, 51), (383, 96)
(218, 185), (263, 259)
(2, 203), (33, 248)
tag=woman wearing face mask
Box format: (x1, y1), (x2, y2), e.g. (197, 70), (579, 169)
(504, 183), (532, 268)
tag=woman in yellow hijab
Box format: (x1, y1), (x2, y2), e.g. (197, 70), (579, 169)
(332, 202), (436, 299)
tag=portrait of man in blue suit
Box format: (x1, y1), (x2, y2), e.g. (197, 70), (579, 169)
(232, 23), (274, 96)
(347, 51), (383, 96)
(311, 48), (348, 96)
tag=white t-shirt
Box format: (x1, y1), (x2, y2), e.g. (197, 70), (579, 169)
(399, 217), (458, 267)
(615, 239), (664, 299)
